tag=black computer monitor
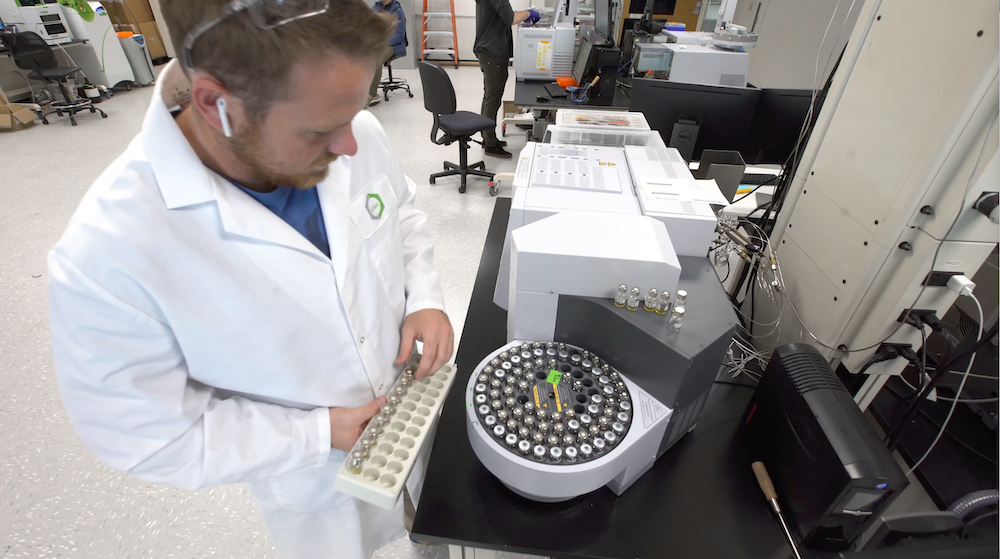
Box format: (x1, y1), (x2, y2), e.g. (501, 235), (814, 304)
(572, 33), (595, 85)
(629, 78), (761, 161)
(742, 88), (815, 164)
(595, 0), (612, 43)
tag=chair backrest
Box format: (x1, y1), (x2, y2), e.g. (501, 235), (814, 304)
(418, 62), (456, 116)
(3, 32), (57, 72)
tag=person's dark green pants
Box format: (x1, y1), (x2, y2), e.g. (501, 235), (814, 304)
(478, 54), (508, 148)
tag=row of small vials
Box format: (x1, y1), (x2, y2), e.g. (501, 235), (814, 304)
(614, 285), (688, 332)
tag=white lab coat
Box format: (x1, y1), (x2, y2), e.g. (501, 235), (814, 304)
(48, 61), (445, 559)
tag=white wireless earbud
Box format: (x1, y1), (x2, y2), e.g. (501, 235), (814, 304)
(216, 97), (233, 138)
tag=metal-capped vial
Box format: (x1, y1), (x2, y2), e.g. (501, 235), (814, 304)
(394, 385), (406, 395)
(381, 404), (394, 416)
(500, 351), (509, 360)
(675, 290), (688, 307)
(548, 359), (557, 370)
(594, 438), (606, 452)
(567, 419), (581, 432)
(533, 348), (544, 357)
(518, 380), (529, 391)
(570, 354), (582, 366)
(533, 342), (542, 349)
(493, 425), (506, 438)
(503, 386), (514, 397)
(603, 407), (615, 417)
(533, 432), (544, 444)
(538, 421), (551, 433)
(477, 373), (489, 384)
(589, 424), (601, 435)
(577, 430), (590, 441)
(475, 383), (487, 393)
(512, 367), (523, 377)
(505, 433), (518, 447)
(602, 364), (611, 373)
(518, 440), (532, 455)
(553, 422), (565, 436)
(483, 366), (494, 375)
(604, 431), (618, 445)
(490, 358), (500, 367)
(536, 409), (548, 421)
(521, 350), (532, 360)
(581, 359), (593, 372)
(505, 396), (517, 408)
(478, 404), (490, 416)
(490, 379), (501, 388)
(497, 409), (509, 421)
(547, 434), (560, 447)
(489, 389), (500, 399)
(580, 413), (593, 425)
(668, 306), (685, 333)
(491, 399), (503, 410)
(644, 288), (659, 312)
(592, 394), (604, 405)
(475, 394), (487, 405)
(510, 355), (521, 365)
(349, 451), (364, 474)
(617, 412), (630, 423)
(580, 443), (593, 458)
(612, 421), (625, 434)
(626, 287), (641, 311)
(501, 361), (513, 371)
(564, 408), (576, 419)
(657, 290), (671, 315)
(533, 445), (547, 460)
(558, 349), (569, 361)
(551, 411), (563, 423)
(598, 375), (611, 385)
(518, 426), (530, 439)
(484, 415), (497, 427)
(549, 447), (563, 461)
(524, 402), (535, 413)
(524, 416), (536, 428)
(614, 284), (628, 308)
(535, 358), (545, 368)
(513, 407), (524, 419)
(565, 446), (579, 461)
(587, 404), (600, 415)
(563, 434), (575, 446)
(507, 419), (519, 431)
(620, 400), (632, 412)
(546, 348), (557, 358)
(572, 380), (583, 392)
(599, 416), (611, 428)
(606, 397), (616, 407)
(603, 385), (615, 396)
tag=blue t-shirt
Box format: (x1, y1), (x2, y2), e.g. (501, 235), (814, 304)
(235, 184), (331, 258)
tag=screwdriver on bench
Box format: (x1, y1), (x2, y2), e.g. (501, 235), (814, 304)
(752, 461), (803, 559)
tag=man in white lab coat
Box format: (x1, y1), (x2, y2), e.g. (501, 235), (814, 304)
(47, 1), (453, 558)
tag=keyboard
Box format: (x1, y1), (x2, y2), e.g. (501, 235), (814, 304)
(741, 173), (780, 186)
(543, 83), (568, 98)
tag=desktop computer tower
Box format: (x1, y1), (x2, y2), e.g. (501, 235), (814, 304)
(741, 344), (908, 551)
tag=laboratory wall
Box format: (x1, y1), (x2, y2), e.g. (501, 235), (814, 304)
(732, 0), (864, 90)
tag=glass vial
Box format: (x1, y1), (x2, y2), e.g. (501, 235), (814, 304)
(668, 306), (685, 332)
(657, 290), (670, 315)
(626, 287), (641, 311)
(614, 284), (628, 308)
(644, 288), (659, 312)
(675, 290), (688, 308)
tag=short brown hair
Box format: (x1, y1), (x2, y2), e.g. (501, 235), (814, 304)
(161, 0), (394, 117)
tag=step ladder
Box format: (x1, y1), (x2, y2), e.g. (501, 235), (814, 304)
(422, 0), (459, 68)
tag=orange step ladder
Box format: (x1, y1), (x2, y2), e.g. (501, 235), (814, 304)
(422, 0), (459, 68)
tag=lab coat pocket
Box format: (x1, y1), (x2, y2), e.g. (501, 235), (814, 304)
(263, 450), (355, 513)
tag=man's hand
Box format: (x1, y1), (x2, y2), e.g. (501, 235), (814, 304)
(329, 396), (386, 452)
(527, 8), (540, 23)
(395, 309), (454, 380)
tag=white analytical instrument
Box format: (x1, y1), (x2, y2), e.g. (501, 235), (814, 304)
(0, 0), (72, 44)
(60, 2), (135, 88)
(513, 0), (577, 80)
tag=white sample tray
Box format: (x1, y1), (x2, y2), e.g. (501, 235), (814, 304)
(334, 357), (456, 510)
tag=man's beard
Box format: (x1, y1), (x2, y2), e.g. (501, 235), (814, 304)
(231, 127), (339, 190)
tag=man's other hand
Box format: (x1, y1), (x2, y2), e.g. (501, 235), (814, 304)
(528, 8), (540, 23)
(395, 309), (454, 380)
(329, 396), (386, 452)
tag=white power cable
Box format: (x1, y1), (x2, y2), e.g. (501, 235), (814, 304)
(904, 293), (985, 477)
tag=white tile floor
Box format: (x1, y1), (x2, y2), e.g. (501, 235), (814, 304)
(0, 64), (528, 558)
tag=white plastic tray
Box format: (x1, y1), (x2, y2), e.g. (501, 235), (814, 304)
(334, 356), (456, 510)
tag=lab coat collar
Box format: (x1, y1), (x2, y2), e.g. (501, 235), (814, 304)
(140, 61), (350, 277)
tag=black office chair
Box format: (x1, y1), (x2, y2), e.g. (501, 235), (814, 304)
(0, 31), (107, 126)
(417, 62), (495, 194)
(379, 54), (413, 101)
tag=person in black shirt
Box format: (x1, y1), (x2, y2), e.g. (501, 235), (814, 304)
(474, 0), (538, 158)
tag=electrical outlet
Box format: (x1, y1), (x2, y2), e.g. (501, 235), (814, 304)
(922, 271), (965, 287)
(896, 309), (940, 328)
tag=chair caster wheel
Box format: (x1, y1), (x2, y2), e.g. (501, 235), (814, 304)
(408, 93), (414, 98)
(443, 163), (449, 171)
(459, 185), (467, 194)
(56, 111), (63, 117)
(489, 184), (499, 196)
(429, 177), (436, 184)
(42, 119), (49, 125)
(90, 107), (96, 113)
(72, 120), (78, 126)
(101, 113), (108, 118)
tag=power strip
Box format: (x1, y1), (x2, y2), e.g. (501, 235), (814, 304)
(334, 355), (457, 510)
